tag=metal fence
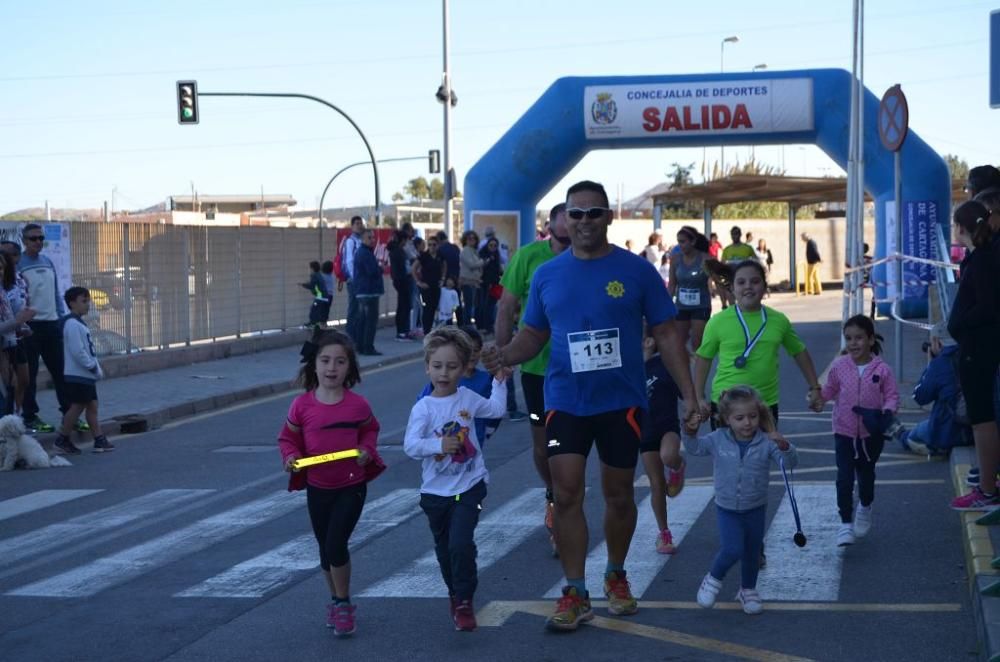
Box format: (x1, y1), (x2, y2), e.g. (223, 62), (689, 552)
(68, 222), (398, 356)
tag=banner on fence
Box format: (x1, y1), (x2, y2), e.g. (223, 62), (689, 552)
(0, 222), (72, 299)
(334, 228), (393, 275)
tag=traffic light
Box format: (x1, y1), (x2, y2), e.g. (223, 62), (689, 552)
(428, 149), (441, 174)
(177, 80), (199, 125)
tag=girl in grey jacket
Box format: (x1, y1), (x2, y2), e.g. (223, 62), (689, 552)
(682, 386), (797, 615)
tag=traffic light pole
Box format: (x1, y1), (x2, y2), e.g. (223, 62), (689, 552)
(196, 91), (382, 227)
(317, 155), (426, 260)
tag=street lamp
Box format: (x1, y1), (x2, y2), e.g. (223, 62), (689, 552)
(720, 36), (739, 174)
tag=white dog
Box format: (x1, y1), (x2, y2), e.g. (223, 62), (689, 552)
(0, 414), (72, 470)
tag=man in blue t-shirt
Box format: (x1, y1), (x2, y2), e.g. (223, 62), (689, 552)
(482, 180), (698, 632)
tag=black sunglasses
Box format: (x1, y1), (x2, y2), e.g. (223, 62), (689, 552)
(566, 207), (610, 220)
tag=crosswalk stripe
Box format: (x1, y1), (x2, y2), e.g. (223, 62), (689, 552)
(359, 488), (545, 598)
(175, 489), (421, 598)
(0, 489), (213, 566)
(0, 490), (103, 522)
(544, 486), (715, 599)
(7, 491), (304, 598)
(757, 485), (842, 601)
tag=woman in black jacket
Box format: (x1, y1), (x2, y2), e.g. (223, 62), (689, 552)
(477, 237), (502, 333)
(948, 200), (1000, 510)
(387, 230), (411, 341)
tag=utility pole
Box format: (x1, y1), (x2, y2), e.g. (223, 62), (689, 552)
(440, 0), (456, 241)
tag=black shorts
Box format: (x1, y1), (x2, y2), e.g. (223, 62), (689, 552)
(674, 307), (711, 322)
(958, 348), (1000, 425)
(63, 381), (98, 405)
(521, 372), (545, 427)
(545, 408), (641, 469)
(639, 406), (680, 454)
(709, 401), (780, 430)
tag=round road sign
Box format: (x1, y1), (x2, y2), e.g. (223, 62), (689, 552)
(878, 84), (909, 152)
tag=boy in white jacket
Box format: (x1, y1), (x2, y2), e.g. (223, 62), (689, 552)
(404, 327), (508, 632)
(54, 287), (114, 455)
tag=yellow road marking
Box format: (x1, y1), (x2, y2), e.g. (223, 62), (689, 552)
(478, 600), (961, 660)
(480, 601), (814, 661)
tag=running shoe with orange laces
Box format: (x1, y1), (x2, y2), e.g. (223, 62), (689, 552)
(603, 571), (638, 615)
(546, 586), (593, 631)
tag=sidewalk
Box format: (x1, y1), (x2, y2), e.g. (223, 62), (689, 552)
(34, 324), (426, 435)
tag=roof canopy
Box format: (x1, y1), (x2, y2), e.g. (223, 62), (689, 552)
(651, 174), (964, 209)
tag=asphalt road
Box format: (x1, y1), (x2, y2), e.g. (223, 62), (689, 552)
(0, 324), (976, 662)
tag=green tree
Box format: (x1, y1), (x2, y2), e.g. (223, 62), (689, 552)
(404, 176), (430, 200)
(944, 154), (969, 182)
(667, 162), (695, 188)
(391, 191), (404, 202)
(429, 177), (445, 200)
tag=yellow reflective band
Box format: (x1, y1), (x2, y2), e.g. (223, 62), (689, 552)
(292, 448), (360, 470)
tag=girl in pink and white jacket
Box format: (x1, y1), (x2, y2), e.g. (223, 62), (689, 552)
(815, 315), (899, 547)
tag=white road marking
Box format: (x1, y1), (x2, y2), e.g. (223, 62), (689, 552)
(213, 445), (276, 453)
(176, 489), (421, 598)
(359, 488), (545, 598)
(544, 486), (715, 599)
(7, 491), (303, 597)
(0, 489), (212, 565)
(0, 489), (102, 522)
(757, 485), (843, 601)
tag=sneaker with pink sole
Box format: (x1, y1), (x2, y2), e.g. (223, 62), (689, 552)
(655, 528), (676, 554)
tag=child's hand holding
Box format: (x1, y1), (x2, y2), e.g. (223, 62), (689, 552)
(769, 431), (790, 452)
(807, 386), (824, 412)
(441, 435), (462, 455)
(683, 415), (700, 436)
(284, 455), (301, 473)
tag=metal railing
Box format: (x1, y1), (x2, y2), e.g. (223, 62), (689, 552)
(68, 221), (399, 356)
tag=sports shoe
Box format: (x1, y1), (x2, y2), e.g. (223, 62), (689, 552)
(508, 410), (528, 423)
(453, 599), (476, 632)
(696, 574), (722, 609)
(737, 588), (763, 615)
(655, 528), (676, 554)
(603, 571), (638, 615)
(837, 523), (856, 547)
(74, 419), (90, 432)
(951, 487), (1000, 511)
(395, 333), (412, 342)
(854, 504), (872, 538)
(546, 586), (593, 631)
(330, 603), (356, 637)
(54, 435), (82, 455)
(92, 437), (116, 453)
(666, 460), (686, 498)
(25, 417), (54, 433)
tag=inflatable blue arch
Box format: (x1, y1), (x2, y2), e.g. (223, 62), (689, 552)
(464, 69), (950, 317)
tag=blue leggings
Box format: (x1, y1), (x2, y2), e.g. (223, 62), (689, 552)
(710, 504), (766, 589)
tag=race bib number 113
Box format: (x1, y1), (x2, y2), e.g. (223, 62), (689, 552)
(568, 328), (622, 373)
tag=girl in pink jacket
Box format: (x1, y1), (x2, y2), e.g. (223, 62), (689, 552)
(816, 315), (899, 547)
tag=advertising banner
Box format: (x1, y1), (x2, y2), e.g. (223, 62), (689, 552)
(584, 78), (814, 140)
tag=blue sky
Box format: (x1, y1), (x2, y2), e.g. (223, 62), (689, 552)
(0, 0), (995, 215)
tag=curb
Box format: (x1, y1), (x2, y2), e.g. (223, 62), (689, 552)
(951, 446), (1000, 662)
(91, 346), (426, 437)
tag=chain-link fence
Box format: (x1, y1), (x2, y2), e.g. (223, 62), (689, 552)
(68, 222), (398, 356)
